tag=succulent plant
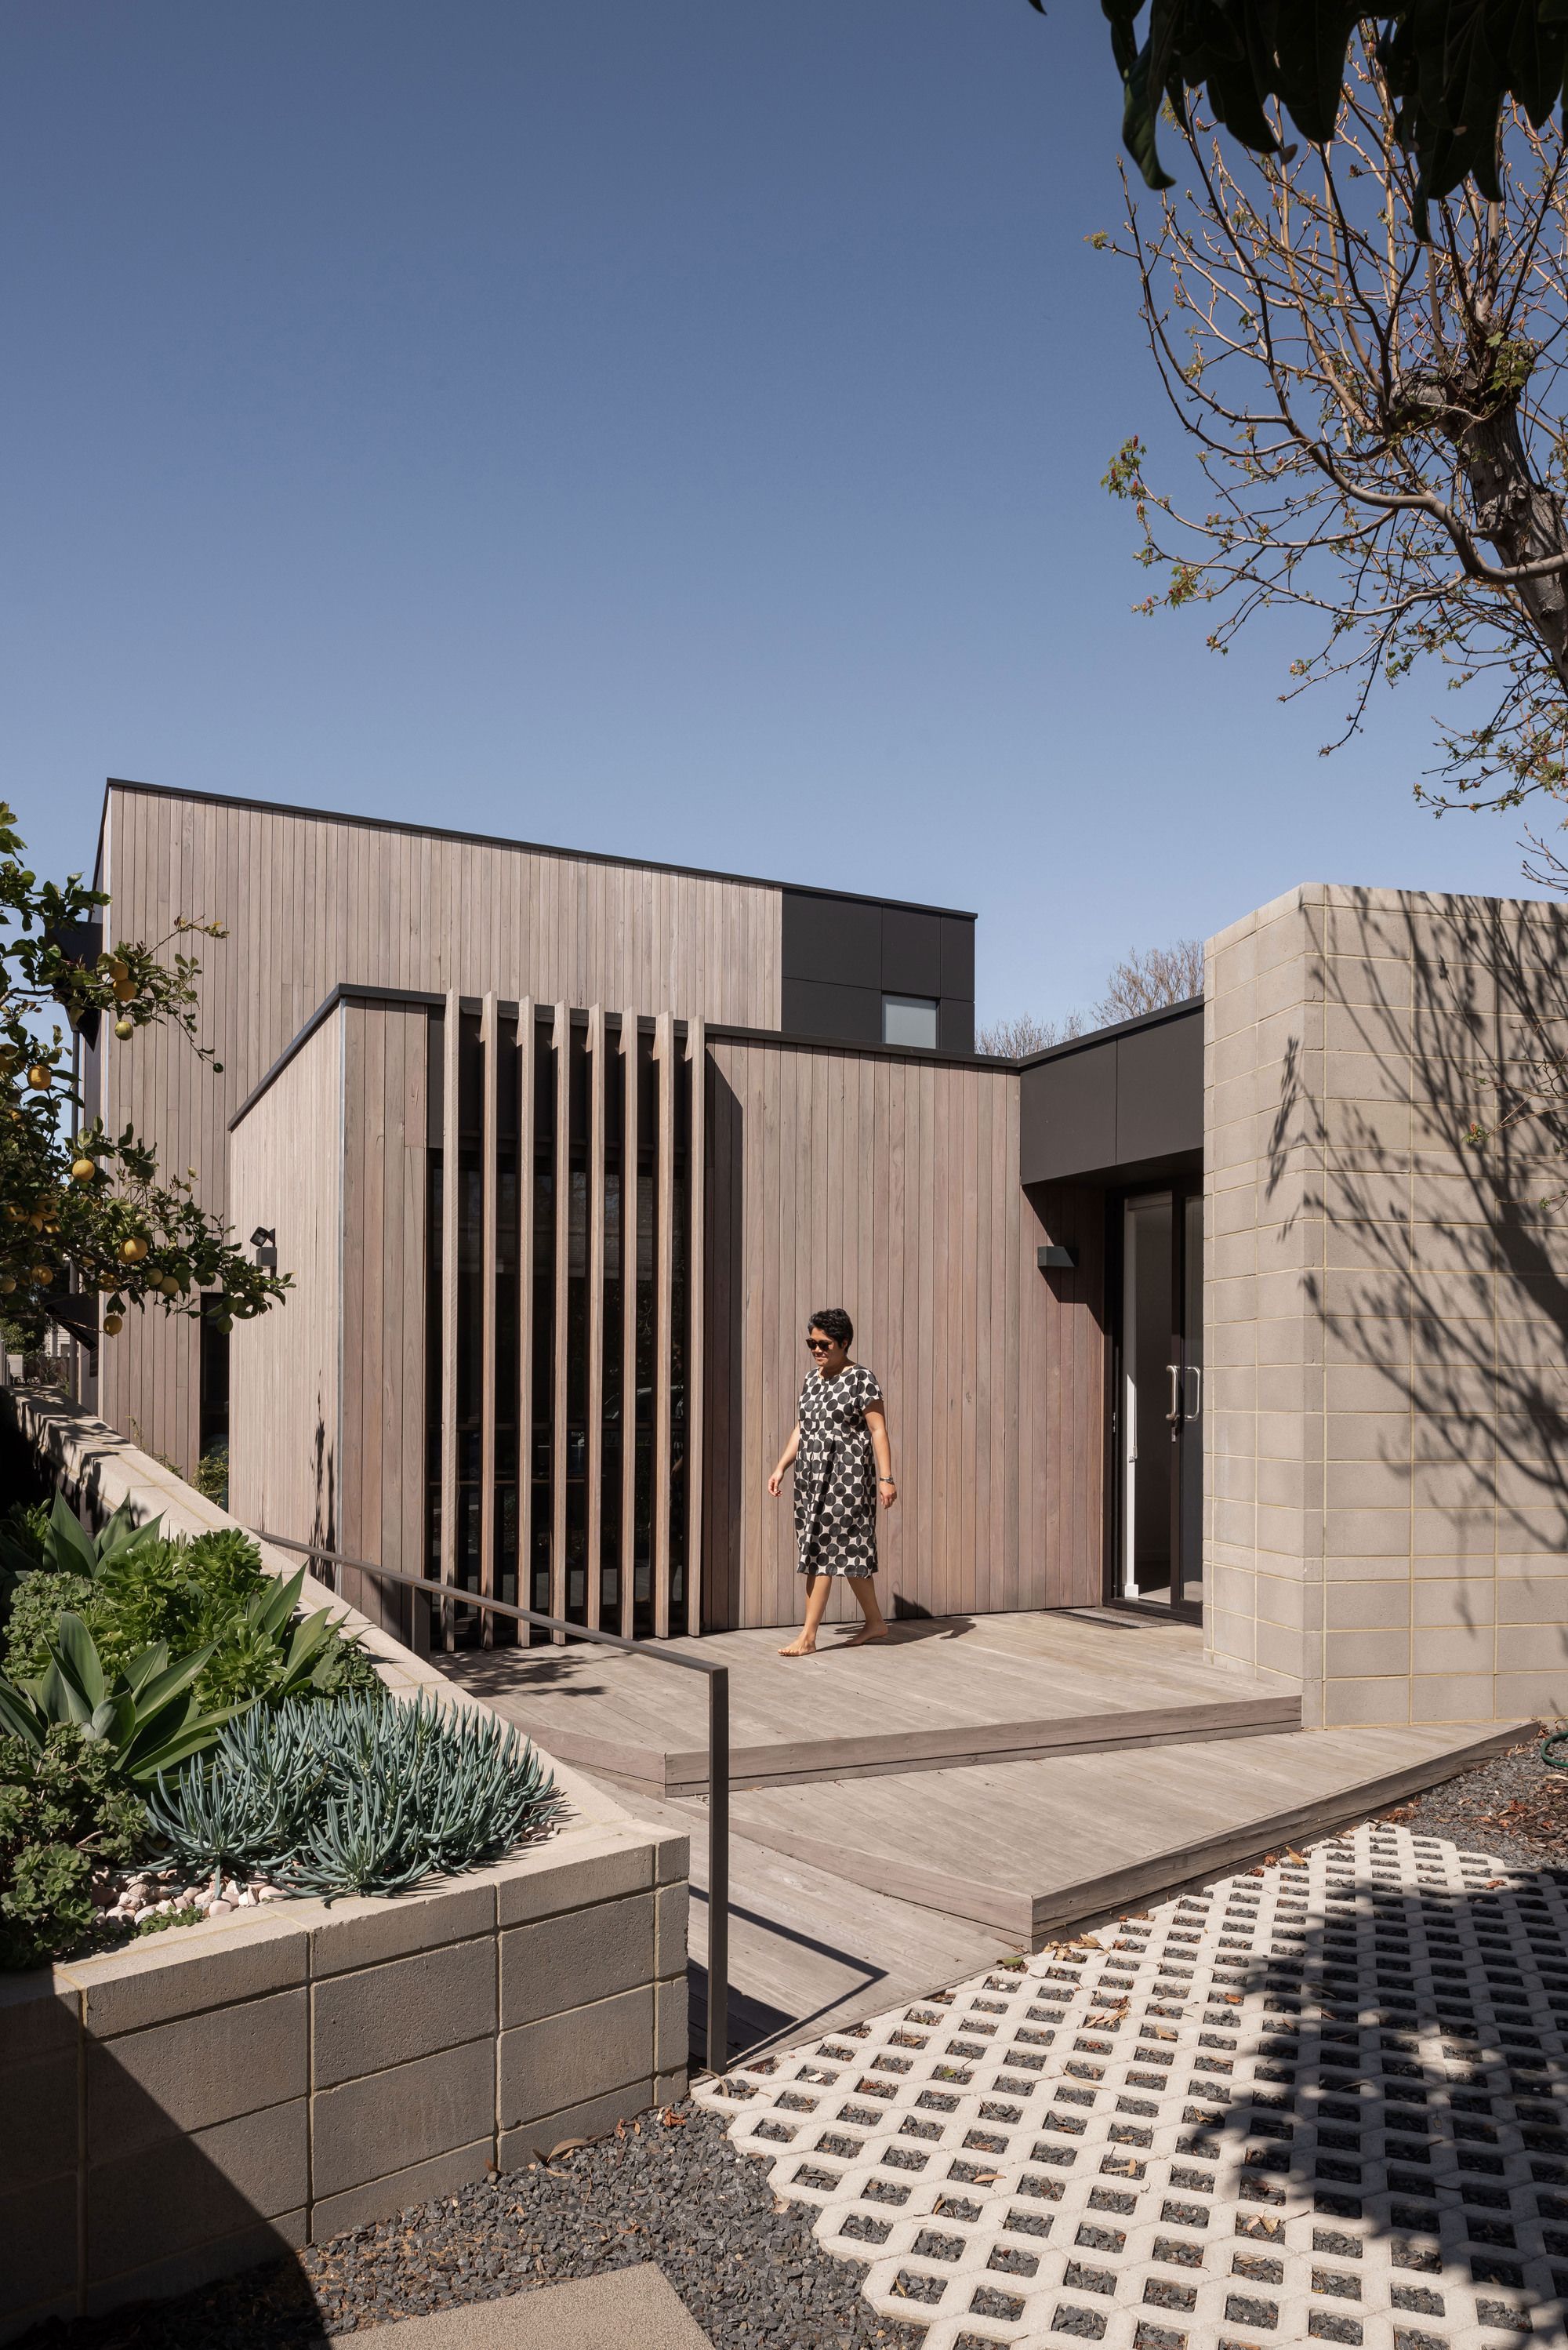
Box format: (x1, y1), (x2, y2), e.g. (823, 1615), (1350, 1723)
(0, 1612), (233, 1782)
(146, 1690), (561, 1896)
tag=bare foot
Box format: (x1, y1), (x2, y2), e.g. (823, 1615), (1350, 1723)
(843, 1625), (889, 1647)
(778, 1637), (817, 1657)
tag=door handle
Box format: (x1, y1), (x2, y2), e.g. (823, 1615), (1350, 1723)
(1184, 1364), (1202, 1419)
(1167, 1364), (1181, 1426)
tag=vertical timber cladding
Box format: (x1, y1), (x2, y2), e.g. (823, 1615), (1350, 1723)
(96, 782), (784, 1475)
(429, 997), (702, 1644)
(228, 993), (430, 1638)
(701, 1035), (1101, 1629)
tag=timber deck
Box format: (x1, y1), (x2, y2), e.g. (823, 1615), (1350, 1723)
(441, 1607), (1301, 1793)
(695, 1718), (1529, 1948)
(439, 1610), (1526, 2056)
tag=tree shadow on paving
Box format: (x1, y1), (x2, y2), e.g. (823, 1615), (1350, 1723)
(1178, 1825), (1568, 2346)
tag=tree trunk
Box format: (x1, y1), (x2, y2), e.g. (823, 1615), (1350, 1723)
(1455, 403), (1568, 691)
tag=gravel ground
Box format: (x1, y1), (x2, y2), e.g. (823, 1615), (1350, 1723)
(20, 2105), (923, 2350)
(25, 1734), (1568, 2350)
(1378, 1721), (1568, 1868)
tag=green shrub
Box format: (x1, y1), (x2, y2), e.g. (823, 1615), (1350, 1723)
(192, 1445), (229, 1508)
(0, 1725), (147, 1970)
(1, 1511), (381, 1715)
(3, 1570), (103, 1679)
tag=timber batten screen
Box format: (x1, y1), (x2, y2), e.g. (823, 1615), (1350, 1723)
(425, 1004), (696, 1645)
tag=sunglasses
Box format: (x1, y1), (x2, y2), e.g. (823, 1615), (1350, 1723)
(806, 1337), (835, 1353)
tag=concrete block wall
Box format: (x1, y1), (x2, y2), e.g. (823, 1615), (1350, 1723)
(0, 1811), (689, 2340)
(0, 1389), (691, 2340)
(1203, 881), (1568, 1728)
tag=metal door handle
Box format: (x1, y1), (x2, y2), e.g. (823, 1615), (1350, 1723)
(1167, 1364), (1181, 1425)
(1185, 1364), (1202, 1419)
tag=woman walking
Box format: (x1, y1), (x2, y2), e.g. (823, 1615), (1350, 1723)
(768, 1306), (896, 1656)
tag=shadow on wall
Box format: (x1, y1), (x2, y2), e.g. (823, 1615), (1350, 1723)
(8, 2009), (320, 2339)
(1262, 892), (1568, 1633)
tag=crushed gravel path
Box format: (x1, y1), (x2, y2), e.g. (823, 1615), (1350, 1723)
(1381, 1726), (1568, 1869)
(20, 2105), (921, 2350)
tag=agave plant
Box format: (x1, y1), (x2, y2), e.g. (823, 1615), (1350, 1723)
(233, 1566), (366, 1701)
(145, 1689), (562, 1896)
(0, 1493), (161, 1596)
(0, 1611), (232, 1782)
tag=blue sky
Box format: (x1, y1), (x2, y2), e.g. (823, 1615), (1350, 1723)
(3, 2), (1543, 1032)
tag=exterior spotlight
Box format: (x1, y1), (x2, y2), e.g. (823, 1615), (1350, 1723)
(251, 1226), (278, 1270)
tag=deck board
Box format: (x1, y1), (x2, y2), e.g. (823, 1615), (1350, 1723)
(443, 1607), (1302, 1792)
(706, 1719), (1527, 1944)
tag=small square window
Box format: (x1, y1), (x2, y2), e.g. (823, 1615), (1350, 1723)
(884, 993), (938, 1049)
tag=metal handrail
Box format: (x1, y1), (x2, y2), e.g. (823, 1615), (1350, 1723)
(249, 1528), (731, 2078)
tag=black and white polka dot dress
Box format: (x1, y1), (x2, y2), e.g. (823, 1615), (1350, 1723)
(793, 1363), (884, 1578)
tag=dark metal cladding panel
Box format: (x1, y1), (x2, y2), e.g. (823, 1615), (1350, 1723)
(1018, 1037), (1119, 1184)
(1115, 1008), (1203, 1164)
(940, 916), (976, 1000)
(937, 997), (975, 1056)
(880, 906), (943, 996)
(780, 889), (882, 988)
(780, 975), (883, 1043)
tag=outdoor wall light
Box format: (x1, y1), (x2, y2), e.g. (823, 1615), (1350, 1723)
(251, 1226), (278, 1269)
(1036, 1244), (1077, 1271)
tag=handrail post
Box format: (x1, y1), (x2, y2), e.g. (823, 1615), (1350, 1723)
(706, 1665), (730, 2077)
(251, 1527), (737, 2074)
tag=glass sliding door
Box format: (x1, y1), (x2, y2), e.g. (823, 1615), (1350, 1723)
(1116, 1186), (1203, 1614)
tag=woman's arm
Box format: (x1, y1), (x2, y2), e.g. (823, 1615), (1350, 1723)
(768, 1424), (801, 1498)
(865, 1405), (896, 1507)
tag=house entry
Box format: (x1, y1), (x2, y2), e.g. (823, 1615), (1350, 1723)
(1116, 1188), (1203, 1614)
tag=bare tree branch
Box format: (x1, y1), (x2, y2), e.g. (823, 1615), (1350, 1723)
(1102, 37), (1568, 813)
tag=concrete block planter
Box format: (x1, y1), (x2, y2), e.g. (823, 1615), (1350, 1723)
(0, 1392), (692, 2339)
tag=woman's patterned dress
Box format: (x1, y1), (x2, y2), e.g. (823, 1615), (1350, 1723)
(793, 1363), (884, 1578)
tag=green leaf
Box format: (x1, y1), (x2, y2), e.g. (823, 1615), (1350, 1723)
(50, 1611), (107, 1709)
(45, 1495), (97, 1578)
(0, 1674), (46, 1751)
(252, 1566), (306, 1640)
(120, 1641), (173, 1698)
(37, 1655), (93, 1727)
(130, 1645), (218, 1721)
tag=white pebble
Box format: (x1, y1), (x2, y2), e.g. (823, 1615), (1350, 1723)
(154, 1899), (174, 1916)
(132, 1905), (157, 1924)
(236, 1889), (258, 1908)
(207, 1899), (234, 1916)
(256, 1886), (282, 1902)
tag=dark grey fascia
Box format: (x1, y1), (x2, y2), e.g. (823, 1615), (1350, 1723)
(1018, 998), (1203, 1186)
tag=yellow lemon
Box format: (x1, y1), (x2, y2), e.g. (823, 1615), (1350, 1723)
(71, 1157), (96, 1183)
(103, 1311), (123, 1334)
(25, 1063), (51, 1091)
(119, 1236), (149, 1264)
(114, 1018), (134, 1040)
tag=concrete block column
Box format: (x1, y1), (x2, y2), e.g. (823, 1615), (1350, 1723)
(1203, 881), (1568, 1727)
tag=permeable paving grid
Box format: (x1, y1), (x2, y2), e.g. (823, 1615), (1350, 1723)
(695, 1821), (1568, 2350)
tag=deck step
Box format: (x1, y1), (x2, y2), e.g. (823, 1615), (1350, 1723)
(445, 1608), (1301, 1794)
(692, 1720), (1527, 1945)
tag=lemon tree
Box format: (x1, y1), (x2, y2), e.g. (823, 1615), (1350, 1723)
(0, 801), (289, 1346)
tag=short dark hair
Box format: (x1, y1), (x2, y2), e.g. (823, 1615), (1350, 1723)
(808, 1306), (854, 1349)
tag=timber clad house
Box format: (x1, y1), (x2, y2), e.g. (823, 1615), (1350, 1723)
(78, 779), (1568, 1732)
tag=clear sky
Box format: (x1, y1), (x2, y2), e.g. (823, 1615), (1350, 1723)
(3, 2), (1546, 1033)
